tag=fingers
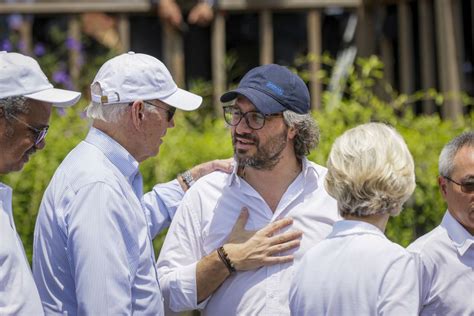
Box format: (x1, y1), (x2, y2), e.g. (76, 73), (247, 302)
(268, 230), (302, 246)
(267, 239), (301, 256)
(259, 217), (294, 237)
(232, 207), (249, 232)
(213, 158), (234, 174)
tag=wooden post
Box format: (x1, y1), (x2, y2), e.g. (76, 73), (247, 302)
(355, 4), (375, 57)
(398, 1), (414, 95)
(117, 14), (130, 53)
(162, 23), (185, 87)
(18, 18), (32, 55)
(259, 9), (273, 65)
(418, 0), (435, 114)
(212, 12), (226, 114)
(67, 15), (81, 87)
(434, 0), (463, 120)
(307, 9), (322, 110)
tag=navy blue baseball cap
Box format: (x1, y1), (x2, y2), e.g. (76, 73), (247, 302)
(220, 64), (310, 115)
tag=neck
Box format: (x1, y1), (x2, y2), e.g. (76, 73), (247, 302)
(345, 213), (390, 232)
(239, 150), (302, 212)
(93, 120), (144, 162)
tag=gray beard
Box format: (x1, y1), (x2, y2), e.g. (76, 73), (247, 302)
(234, 129), (288, 171)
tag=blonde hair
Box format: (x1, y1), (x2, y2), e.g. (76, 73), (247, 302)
(324, 122), (416, 217)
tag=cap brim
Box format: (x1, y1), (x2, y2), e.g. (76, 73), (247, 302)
(160, 88), (202, 111)
(24, 88), (81, 108)
(220, 88), (285, 115)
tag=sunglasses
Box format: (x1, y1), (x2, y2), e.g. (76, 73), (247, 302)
(143, 101), (176, 122)
(444, 176), (474, 194)
(9, 114), (49, 145)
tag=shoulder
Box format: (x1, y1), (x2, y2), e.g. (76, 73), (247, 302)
(51, 141), (124, 192)
(407, 226), (446, 255)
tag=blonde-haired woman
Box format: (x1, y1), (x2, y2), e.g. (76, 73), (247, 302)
(290, 122), (419, 315)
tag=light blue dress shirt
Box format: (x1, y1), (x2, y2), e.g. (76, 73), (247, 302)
(1, 182), (44, 316)
(33, 127), (183, 315)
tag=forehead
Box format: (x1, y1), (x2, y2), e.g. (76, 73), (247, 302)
(21, 99), (52, 124)
(234, 96), (257, 111)
(453, 145), (474, 179)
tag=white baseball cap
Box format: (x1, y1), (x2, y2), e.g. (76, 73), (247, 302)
(0, 51), (81, 107)
(90, 52), (202, 111)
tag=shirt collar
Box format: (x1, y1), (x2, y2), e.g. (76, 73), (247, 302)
(441, 210), (474, 256)
(329, 220), (386, 239)
(84, 127), (140, 181)
(226, 157), (319, 187)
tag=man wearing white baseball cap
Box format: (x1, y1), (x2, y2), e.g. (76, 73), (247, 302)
(0, 51), (80, 315)
(32, 52), (231, 315)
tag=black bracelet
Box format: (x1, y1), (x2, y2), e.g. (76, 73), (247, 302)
(217, 246), (236, 274)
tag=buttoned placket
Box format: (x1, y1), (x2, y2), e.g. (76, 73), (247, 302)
(239, 170), (306, 314)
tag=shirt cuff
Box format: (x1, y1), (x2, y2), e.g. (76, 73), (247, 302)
(167, 262), (209, 311)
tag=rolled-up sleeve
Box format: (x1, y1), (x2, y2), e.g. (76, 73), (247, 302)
(66, 183), (139, 315)
(143, 179), (184, 238)
(157, 197), (209, 312)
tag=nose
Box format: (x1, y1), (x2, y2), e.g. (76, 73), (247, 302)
(235, 115), (251, 134)
(35, 139), (46, 150)
(168, 117), (175, 128)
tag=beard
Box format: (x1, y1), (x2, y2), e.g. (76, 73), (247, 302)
(233, 127), (288, 170)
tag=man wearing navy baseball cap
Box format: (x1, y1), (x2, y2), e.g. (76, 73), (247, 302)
(157, 64), (340, 315)
(0, 51), (81, 315)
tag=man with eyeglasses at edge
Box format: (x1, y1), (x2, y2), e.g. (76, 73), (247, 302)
(32, 52), (233, 315)
(0, 51), (81, 315)
(408, 131), (474, 315)
(157, 64), (340, 315)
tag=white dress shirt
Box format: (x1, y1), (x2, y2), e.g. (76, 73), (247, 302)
(408, 211), (474, 315)
(0, 182), (44, 316)
(290, 220), (420, 316)
(33, 127), (184, 315)
(157, 158), (339, 315)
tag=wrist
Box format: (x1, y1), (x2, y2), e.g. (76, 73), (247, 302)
(216, 246), (236, 275)
(179, 170), (195, 190)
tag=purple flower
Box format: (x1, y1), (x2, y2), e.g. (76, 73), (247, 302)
(17, 40), (27, 54)
(1, 39), (12, 51)
(52, 69), (69, 84)
(80, 111), (87, 119)
(65, 37), (82, 51)
(55, 107), (66, 117)
(8, 14), (23, 30)
(34, 43), (46, 57)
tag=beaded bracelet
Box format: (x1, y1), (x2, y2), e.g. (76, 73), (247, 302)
(217, 246), (236, 274)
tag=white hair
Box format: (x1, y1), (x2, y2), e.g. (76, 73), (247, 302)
(439, 131), (474, 177)
(85, 82), (157, 123)
(324, 122), (416, 217)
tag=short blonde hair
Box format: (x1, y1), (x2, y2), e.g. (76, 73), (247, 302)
(324, 122), (416, 217)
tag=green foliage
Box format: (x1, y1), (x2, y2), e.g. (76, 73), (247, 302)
(1, 54), (472, 263)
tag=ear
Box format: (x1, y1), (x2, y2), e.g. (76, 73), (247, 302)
(130, 100), (145, 130)
(287, 126), (297, 140)
(438, 176), (448, 198)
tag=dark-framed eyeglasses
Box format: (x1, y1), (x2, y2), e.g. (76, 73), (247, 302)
(9, 114), (49, 145)
(143, 100), (176, 122)
(223, 105), (283, 130)
(444, 176), (474, 194)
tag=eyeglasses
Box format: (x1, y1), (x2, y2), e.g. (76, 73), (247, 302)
(223, 105), (283, 130)
(143, 100), (176, 122)
(444, 176), (474, 194)
(9, 114), (49, 145)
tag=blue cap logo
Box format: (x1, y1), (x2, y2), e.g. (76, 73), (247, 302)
(266, 81), (284, 96)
